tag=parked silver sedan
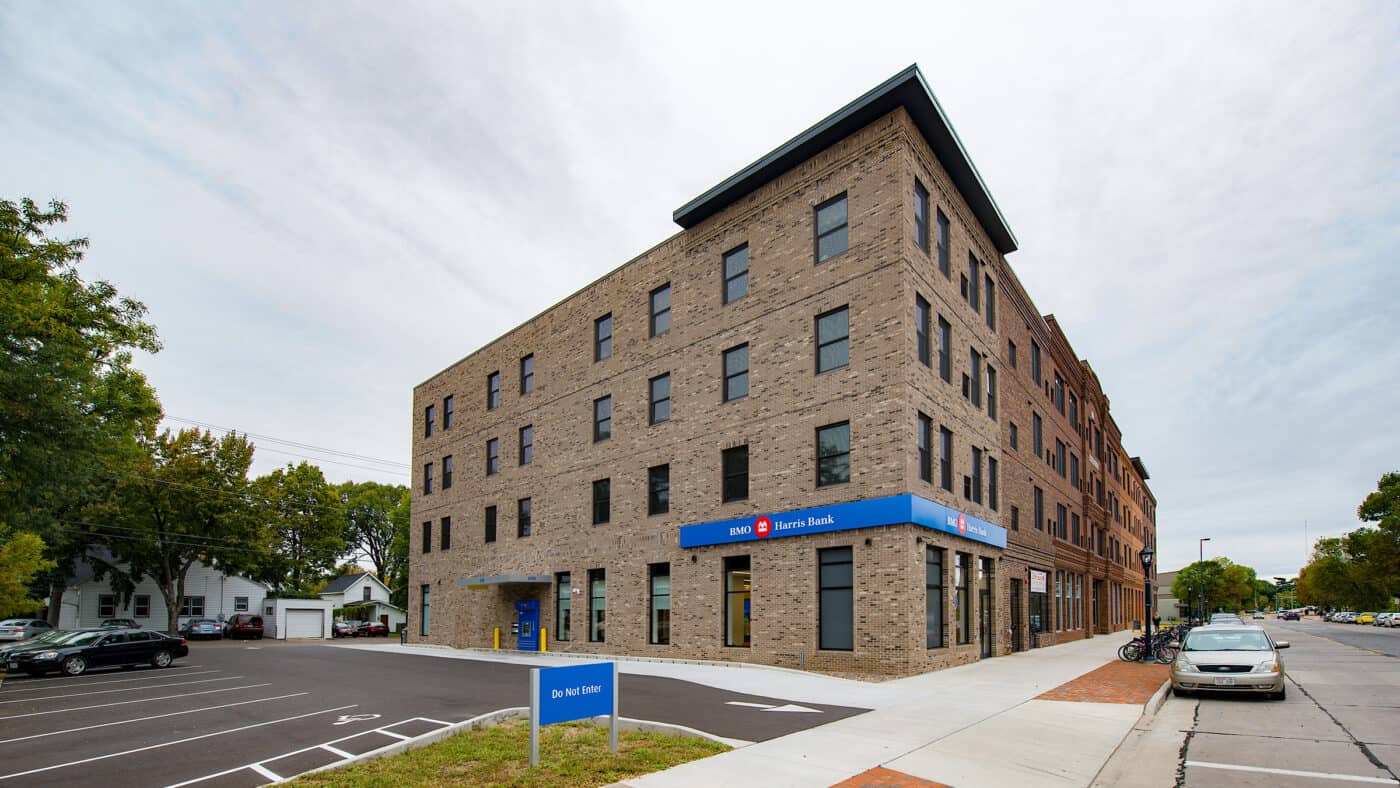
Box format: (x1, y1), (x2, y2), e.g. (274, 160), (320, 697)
(1172, 624), (1290, 700)
(0, 618), (54, 641)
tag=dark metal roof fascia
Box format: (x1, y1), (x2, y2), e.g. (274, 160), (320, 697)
(672, 64), (1018, 254)
(1131, 456), (1151, 480)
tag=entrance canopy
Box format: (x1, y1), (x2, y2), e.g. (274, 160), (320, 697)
(456, 574), (553, 590)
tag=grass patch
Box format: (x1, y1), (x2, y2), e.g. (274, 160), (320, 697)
(289, 718), (729, 788)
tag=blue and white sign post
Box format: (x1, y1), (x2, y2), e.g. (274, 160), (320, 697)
(529, 662), (618, 767)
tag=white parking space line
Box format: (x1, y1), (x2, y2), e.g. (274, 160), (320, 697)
(1185, 761), (1400, 784)
(0, 683), (273, 720)
(376, 729), (411, 740)
(0, 704), (356, 782)
(0, 668), (213, 693)
(0, 675), (242, 704)
(0, 692), (309, 745)
(249, 764), (282, 782)
(320, 744), (354, 759)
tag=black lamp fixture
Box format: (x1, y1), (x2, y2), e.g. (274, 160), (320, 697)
(1138, 543), (1155, 662)
(1138, 544), (1154, 570)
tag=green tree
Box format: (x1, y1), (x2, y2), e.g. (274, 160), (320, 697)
(0, 528), (54, 617)
(1172, 559), (1224, 616)
(254, 462), (346, 593)
(338, 481), (410, 587)
(1357, 472), (1400, 591)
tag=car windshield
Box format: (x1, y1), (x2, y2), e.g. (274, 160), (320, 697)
(53, 631), (108, 646)
(1185, 630), (1273, 652)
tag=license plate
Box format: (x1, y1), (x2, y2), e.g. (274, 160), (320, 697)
(1214, 677), (1236, 686)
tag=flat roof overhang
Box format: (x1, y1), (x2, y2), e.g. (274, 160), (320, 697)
(1131, 456), (1150, 480)
(672, 64), (1018, 255)
(456, 574), (553, 588)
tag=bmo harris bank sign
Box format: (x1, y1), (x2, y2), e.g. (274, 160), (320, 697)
(679, 494), (1006, 550)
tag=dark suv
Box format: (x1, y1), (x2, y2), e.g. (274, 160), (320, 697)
(224, 613), (264, 640)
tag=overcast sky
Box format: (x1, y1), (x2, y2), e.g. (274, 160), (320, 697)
(3, 2), (1396, 579)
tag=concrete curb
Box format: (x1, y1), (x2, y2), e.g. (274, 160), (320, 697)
(1145, 679), (1171, 717)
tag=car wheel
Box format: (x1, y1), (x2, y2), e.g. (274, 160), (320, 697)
(1271, 686), (1287, 701)
(151, 650), (173, 668)
(255, 633), (262, 640)
(1172, 686), (1189, 698)
(61, 655), (87, 676)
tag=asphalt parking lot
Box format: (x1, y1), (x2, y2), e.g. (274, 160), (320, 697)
(0, 639), (865, 787)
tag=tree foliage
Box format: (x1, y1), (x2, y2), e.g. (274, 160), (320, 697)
(0, 528), (54, 617)
(1171, 557), (1263, 615)
(254, 462), (345, 593)
(338, 481), (410, 595)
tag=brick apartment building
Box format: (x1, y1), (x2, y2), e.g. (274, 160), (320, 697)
(408, 65), (1158, 676)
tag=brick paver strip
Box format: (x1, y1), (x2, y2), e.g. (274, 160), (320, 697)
(1035, 659), (1170, 704)
(830, 766), (953, 788)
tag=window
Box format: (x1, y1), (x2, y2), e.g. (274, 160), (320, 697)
(938, 317), (951, 382)
(940, 426), (953, 492)
(985, 274), (996, 331)
(967, 350), (982, 408)
(722, 445), (749, 502)
(816, 422), (850, 487)
(487, 371), (500, 410)
(99, 594), (116, 618)
(592, 478), (610, 525)
(815, 306), (849, 373)
(648, 464), (670, 515)
(594, 314), (612, 362)
(1010, 506), (1020, 531)
(423, 463), (433, 494)
(440, 516), (451, 550)
(650, 284), (671, 337)
(1057, 503), (1068, 540)
(1034, 486), (1044, 531)
(1056, 571), (1063, 631)
(233, 596), (247, 612)
(970, 446), (983, 504)
(593, 396), (611, 442)
(723, 244), (749, 304)
(422, 521), (432, 553)
(818, 547), (853, 650)
(955, 552), (971, 645)
(914, 180), (930, 252)
(987, 366), (997, 420)
(649, 563), (670, 645)
(723, 344), (749, 401)
(967, 254), (981, 312)
(486, 438), (499, 475)
(724, 556), (751, 647)
(1031, 341), (1042, 385)
(589, 569), (606, 642)
(989, 456), (999, 511)
(915, 295), (931, 366)
(926, 547), (944, 648)
(1010, 422), (1019, 450)
(517, 497), (531, 538)
(1068, 391), (1078, 428)
(1032, 412), (1043, 457)
(649, 374), (670, 425)
(484, 505), (497, 543)
(555, 573), (571, 641)
(424, 404), (435, 437)
(815, 193), (849, 263)
(519, 426), (533, 466)
(1056, 439), (1066, 477)
(180, 596), (205, 617)
(520, 354), (534, 394)
(918, 413), (932, 483)
(1072, 513), (1081, 547)
(420, 585), (430, 636)
(1008, 339), (1018, 369)
(442, 455), (453, 489)
(1054, 372), (1065, 415)
(363, 585), (372, 602)
(443, 396), (454, 429)
(1071, 453), (1080, 488)
(134, 594), (151, 618)
(936, 209), (950, 277)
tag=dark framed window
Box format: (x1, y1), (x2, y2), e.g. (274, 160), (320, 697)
(723, 244), (749, 304)
(1056, 439), (1066, 477)
(99, 594), (116, 619)
(1072, 512), (1081, 547)
(1008, 339), (1017, 369)
(1031, 341), (1042, 384)
(1034, 486), (1044, 531)
(592, 478), (611, 525)
(424, 404), (435, 437)
(134, 594), (150, 618)
(967, 349), (982, 408)
(1010, 422), (1018, 450)
(1071, 454), (1080, 488)
(926, 547), (944, 648)
(593, 395), (612, 442)
(815, 306), (849, 373)
(517, 497), (532, 538)
(1011, 505), (1020, 531)
(519, 425), (533, 466)
(989, 456), (999, 511)
(916, 295), (931, 366)
(918, 413), (932, 483)
(814, 193), (849, 263)
(443, 396), (454, 429)
(180, 596), (205, 617)
(520, 354), (534, 394)
(914, 180), (930, 252)
(236, 595), (250, 611)
(985, 274), (996, 331)
(987, 366), (997, 420)
(441, 455), (453, 490)
(724, 555), (751, 647)
(649, 563), (671, 645)
(936, 209), (950, 277)
(1054, 372), (1065, 414)
(722, 445), (749, 502)
(440, 516), (451, 550)
(955, 552), (971, 645)
(1057, 503), (1068, 540)
(486, 438), (499, 475)
(594, 313), (612, 362)
(1069, 391), (1078, 428)
(649, 373), (670, 424)
(420, 585), (430, 636)
(1032, 412), (1043, 457)
(589, 569), (606, 642)
(938, 317), (951, 382)
(484, 505), (497, 543)
(723, 344), (749, 401)
(970, 446), (983, 504)
(555, 573), (571, 642)
(650, 283), (671, 337)
(818, 546), (854, 650)
(940, 426), (953, 492)
(816, 422), (850, 487)
(967, 253), (981, 312)
(648, 464), (670, 515)
(487, 371), (500, 410)
(423, 463), (433, 494)
(422, 521), (431, 553)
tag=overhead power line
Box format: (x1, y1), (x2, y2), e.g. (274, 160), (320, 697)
(163, 415), (411, 477)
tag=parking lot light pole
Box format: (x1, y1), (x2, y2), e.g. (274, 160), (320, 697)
(1139, 544), (1155, 662)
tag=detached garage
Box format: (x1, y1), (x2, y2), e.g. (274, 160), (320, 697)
(262, 598), (334, 640)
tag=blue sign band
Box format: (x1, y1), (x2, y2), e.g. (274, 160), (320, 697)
(678, 494), (1006, 549)
(537, 662), (615, 725)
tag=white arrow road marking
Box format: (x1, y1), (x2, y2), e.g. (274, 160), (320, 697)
(725, 701), (774, 709)
(761, 704), (821, 713)
(333, 713), (381, 725)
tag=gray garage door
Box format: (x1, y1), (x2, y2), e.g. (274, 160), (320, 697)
(285, 609), (324, 639)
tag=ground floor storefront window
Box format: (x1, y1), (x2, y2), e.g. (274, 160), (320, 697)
(649, 563), (670, 645)
(589, 569), (605, 642)
(555, 572), (571, 641)
(818, 547), (852, 650)
(926, 547), (944, 649)
(955, 552), (971, 645)
(724, 556), (750, 647)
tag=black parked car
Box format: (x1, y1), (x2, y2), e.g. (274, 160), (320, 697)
(4, 628), (188, 677)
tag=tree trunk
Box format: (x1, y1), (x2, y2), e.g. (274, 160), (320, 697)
(46, 580), (66, 627)
(166, 573), (186, 636)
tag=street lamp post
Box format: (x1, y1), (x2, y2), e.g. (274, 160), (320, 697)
(1139, 544), (1155, 662)
(1198, 537), (1211, 621)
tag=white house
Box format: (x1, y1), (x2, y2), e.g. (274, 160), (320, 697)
(318, 573), (406, 632)
(58, 553), (269, 631)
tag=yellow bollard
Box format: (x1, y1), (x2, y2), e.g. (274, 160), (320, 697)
(493, 627), (500, 650)
(541, 627), (548, 653)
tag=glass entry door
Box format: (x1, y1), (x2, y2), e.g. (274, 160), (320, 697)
(1010, 579), (1024, 652)
(978, 557), (993, 658)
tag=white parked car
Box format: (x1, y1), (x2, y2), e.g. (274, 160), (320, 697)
(0, 618), (54, 641)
